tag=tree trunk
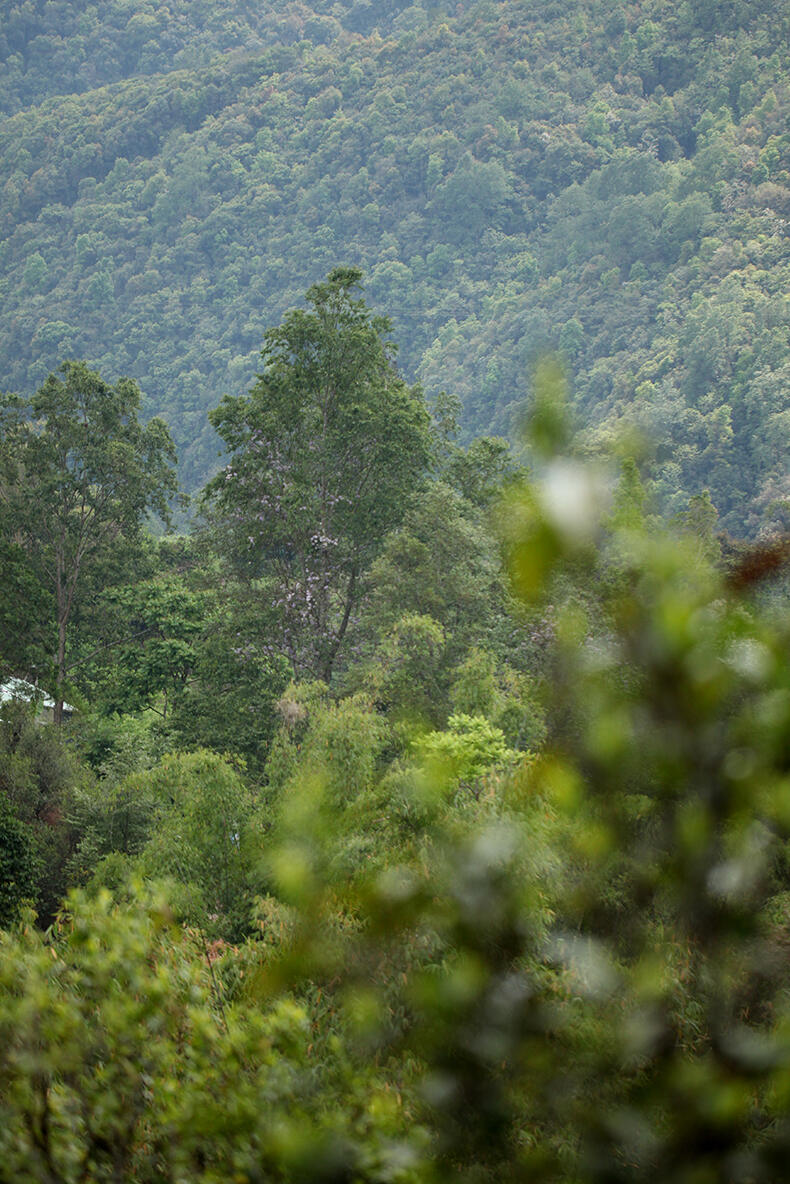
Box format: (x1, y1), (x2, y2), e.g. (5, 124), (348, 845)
(54, 549), (68, 727)
(54, 613), (66, 726)
(321, 566), (357, 683)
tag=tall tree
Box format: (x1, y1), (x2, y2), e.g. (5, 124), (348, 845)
(0, 361), (178, 722)
(206, 268), (431, 681)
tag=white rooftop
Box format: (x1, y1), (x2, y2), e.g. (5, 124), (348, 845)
(0, 678), (74, 712)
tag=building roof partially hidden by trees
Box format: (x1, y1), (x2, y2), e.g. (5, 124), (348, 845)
(0, 678), (74, 722)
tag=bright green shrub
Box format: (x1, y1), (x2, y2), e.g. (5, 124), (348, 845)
(416, 713), (517, 786)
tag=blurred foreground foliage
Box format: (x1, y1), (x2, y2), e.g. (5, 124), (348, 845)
(6, 384), (790, 1181)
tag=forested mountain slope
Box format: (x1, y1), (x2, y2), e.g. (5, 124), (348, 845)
(1, 0), (788, 531)
(0, 0), (426, 114)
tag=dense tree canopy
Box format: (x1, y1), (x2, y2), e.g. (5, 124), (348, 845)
(0, 1), (786, 531)
(3, 375), (790, 1179)
(0, 361), (177, 719)
(207, 268), (432, 680)
(2, 3), (790, 1177)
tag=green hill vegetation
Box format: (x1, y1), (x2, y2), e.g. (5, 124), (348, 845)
(1, 0), (788, 531)
(4, 4), (790, 1177)
(4, 313), (790, 1178)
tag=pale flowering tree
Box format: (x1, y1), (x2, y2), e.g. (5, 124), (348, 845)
(206, 269), (431, 681)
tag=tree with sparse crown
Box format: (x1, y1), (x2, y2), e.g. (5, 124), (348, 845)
(206, 268), (432, 682)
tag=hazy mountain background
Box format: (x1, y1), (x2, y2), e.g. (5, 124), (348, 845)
(1, 0), (787, 532)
